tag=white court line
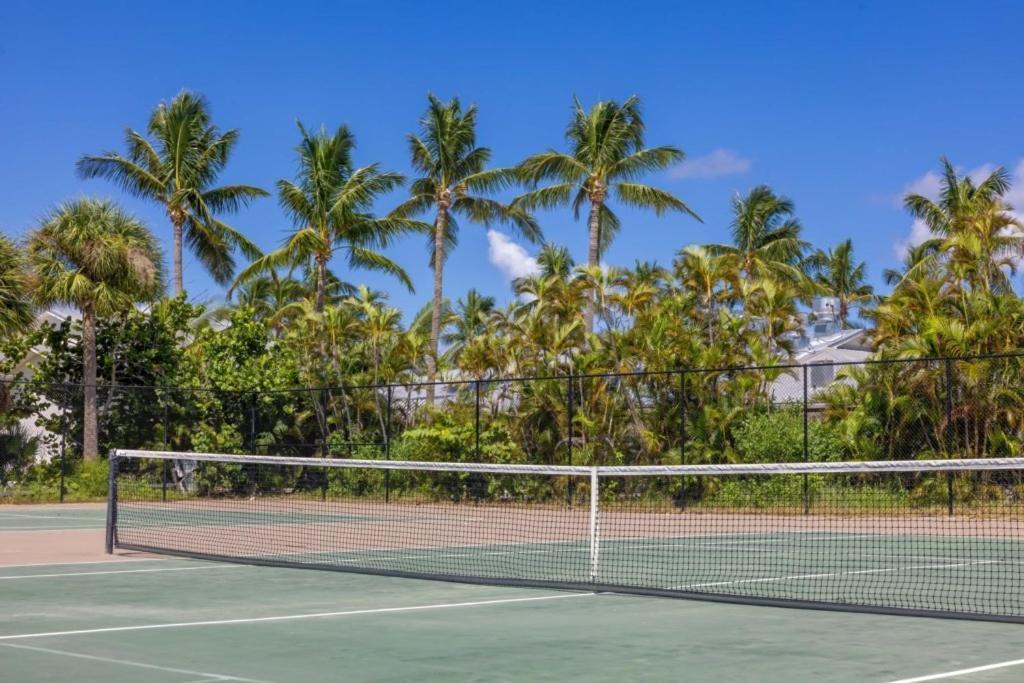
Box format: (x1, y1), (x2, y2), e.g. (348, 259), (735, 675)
(0, 525), (104, 532)
(0, 558), (166, 569)
(670, 560), (998, 590)
(0, 592), (592, 641)
(886, 657), (1024, 682)
(0, 642), (271, 682)
(319, 534), (912, 566)
(0, 512), (102, 521)
(0, 565), (242, 580)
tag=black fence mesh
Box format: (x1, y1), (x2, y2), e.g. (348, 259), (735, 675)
(6, 353), (1024, 502)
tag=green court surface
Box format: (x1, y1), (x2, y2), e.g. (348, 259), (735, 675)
(3, 506), (1024, 682)
(115, 500), (1024, 617)
(0, 506), (106, 531)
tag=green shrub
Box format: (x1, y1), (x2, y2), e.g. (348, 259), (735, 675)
(1, 457), (109, 502)
(732, 405), (846, 463)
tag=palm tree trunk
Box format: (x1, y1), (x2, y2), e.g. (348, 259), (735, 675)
(426, 209), (448, 404)
(82, 305), (98, 461)
(585, 194), (603, 334)
(314, 254), (327, 313)
(172, 214), (184, 296)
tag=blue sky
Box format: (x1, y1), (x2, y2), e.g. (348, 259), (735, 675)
(2, 0), (1023, 319)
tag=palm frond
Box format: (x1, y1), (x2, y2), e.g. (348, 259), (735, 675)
(513, 183), (575, 212)
(348, 247), (415, 293)
(615, 182), (701, 220)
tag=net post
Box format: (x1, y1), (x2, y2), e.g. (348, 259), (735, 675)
(589, 466), (600, 582)
(802, 365), (810, 515)
(104, 451), (118, 554)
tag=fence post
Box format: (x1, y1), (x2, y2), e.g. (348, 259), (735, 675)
(161, 400), (169, 502)
(945, 358), (955, 516)
(474, 380), (482, 461)
(384, 385), (392, 504)
(567, 374), (575, 506)
(679, 370), (687, 465)
(58, 407), (68, 503)
(802, 365), (809, 515)
(320, 389), (328, 501)
(567, 375), (574, 467)
(248, 395), (257, 455)
(320, 388), (329, 458)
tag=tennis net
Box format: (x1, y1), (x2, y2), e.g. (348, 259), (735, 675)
(107, 450), (1024, 623)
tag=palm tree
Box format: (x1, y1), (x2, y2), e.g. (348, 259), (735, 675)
(26, 199), (162, 459)
(904, 157), (1023, 294)
(743, 278), (802, 355)
(442, 289), (496, 364)
(535, 243), (575, 280)
(515, 95), (700, 332)
(394, 95), (540, 390)
(0, 232), (32, 338)
(675, 245), (732, 343)
(234, 123), (420, 312)
(77, 91), (267, 294)
(882, 241), (944, 287)
(804, 239), (874, 327)
(710, 185), (808, 281)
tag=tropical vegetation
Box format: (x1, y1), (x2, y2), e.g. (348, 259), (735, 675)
(2, 93), (1024, 503)
(25, 199), (163, 459)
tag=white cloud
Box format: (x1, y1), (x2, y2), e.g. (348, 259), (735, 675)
(487, 230), (539, 281)
(670, 149), (752, 180)
(1005, 159), (1024, 211)
(968, 163), (998, 185)
(893, 218), (933, 259)
(895, 171), (942, 207)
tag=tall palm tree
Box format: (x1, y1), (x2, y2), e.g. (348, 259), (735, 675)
(235, 123), (420, 312)
(0, 232), (32, 338)
(394, 95), (540, 390)
(26, 199), (162, 459)
(515, 95), (700, 332)
(710, 185), (808, 281)
(804, 239), (874, 327)
(77, 91), (267, 294)
(904, 157), (1023, 294)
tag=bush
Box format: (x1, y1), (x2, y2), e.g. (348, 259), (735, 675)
(732, 405), (846, 463)
(0, 457), (109, 502)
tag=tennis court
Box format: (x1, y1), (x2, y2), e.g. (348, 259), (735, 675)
(3, 504), (1023, 682)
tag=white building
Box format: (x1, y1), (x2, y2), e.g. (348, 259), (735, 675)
(770, 297), (873, 403)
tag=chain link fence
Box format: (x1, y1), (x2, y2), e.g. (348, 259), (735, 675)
(3, 353), (1023, 501)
